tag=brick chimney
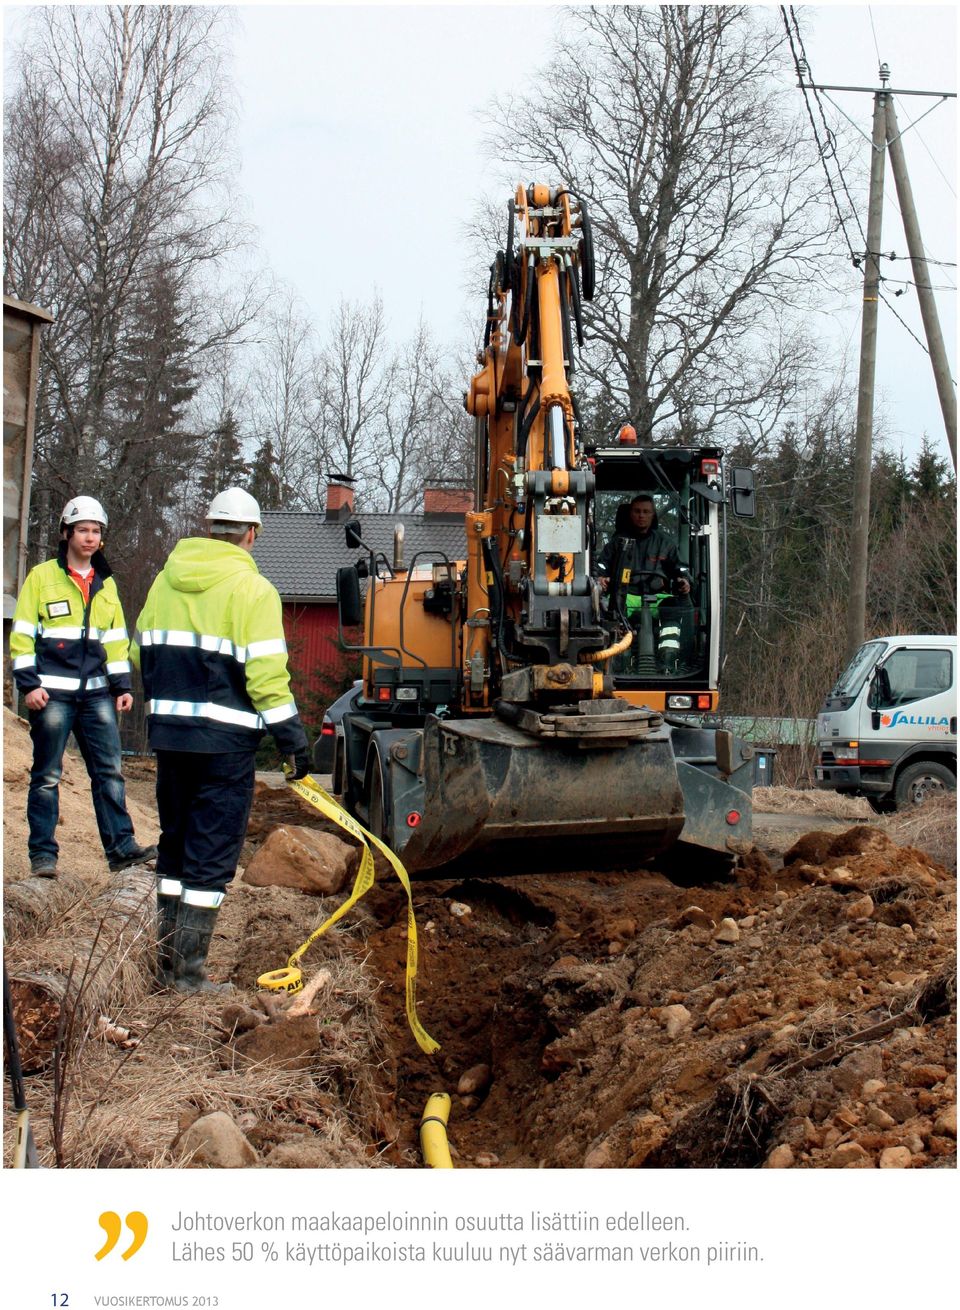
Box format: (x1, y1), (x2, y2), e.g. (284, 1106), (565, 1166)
(325, 481), (354, 521)
(423, 482), (474, 518)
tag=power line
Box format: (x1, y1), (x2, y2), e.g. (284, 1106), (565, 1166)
(780, 7), (863, 260)
(867, 7), (882, 66)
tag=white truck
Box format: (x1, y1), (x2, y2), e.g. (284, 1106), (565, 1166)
(816, 634), (956, 812)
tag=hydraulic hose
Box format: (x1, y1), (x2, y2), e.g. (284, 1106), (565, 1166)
(420, 1092), (454, 1169)
(580, 629), (633, 665)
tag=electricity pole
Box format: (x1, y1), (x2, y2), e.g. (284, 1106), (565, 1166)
(794, 63), (956, 659)
(885, 99), (958, 472)
(846, 81), (888, 663)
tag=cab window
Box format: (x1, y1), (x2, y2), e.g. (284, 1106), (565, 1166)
(874, 648), (953, 709)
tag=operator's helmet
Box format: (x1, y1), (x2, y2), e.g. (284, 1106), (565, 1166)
(60, 495), (108, 531)
(206, 487), (262, 536)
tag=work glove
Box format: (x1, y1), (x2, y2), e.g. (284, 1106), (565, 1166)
(288, 749), (310, 781)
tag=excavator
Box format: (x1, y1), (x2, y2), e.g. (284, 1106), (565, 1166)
(331, 184), (757, 874)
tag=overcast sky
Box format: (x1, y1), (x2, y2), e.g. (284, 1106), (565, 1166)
(225, 2), (956, 466)
(4, 3), (956, 465)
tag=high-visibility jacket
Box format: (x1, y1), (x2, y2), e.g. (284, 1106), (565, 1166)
(597, 528), (684, 594)
(10, 545), (132, 700)
(132, 537), (307, 755)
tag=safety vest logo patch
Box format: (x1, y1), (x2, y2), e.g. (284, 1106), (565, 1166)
(46, 600), (71, 618)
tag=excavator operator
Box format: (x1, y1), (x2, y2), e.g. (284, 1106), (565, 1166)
(597, 494), (692, 671)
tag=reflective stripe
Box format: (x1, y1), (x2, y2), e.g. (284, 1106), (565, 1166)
(181, 887), (225, 909)
(38, 626), (85, 640)
(86, 676), (108, 690)
(158, 877), (183, 898)
(106, 660), (131, 675)
(13, 619), (37, 637)
(38, 674), (81, 690)
(246, 637), (287, 660)
(13, 655), (36, 670)
(147, 698), (263, 731)
(137, 628), (287, 665)
(101, 627), (127, 644)
(260, 701), (297, 725)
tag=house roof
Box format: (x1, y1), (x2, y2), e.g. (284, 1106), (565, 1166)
(253, 509), (468, 601)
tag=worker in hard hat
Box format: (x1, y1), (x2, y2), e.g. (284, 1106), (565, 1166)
(132, 487), (309, 994)
(9, 496), (158, 878)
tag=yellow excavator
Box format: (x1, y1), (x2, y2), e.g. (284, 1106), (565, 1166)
(332, 184), (757, 873)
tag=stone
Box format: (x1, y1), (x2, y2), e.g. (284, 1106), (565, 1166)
(878, 1146), (913, 1169)
(845, 894), (874, 921)
(861, 1078), (886, 1100)
(772, 891), (789, 905)
(583, 1141), (614, 1168)
(176, 1111), (258, 1168)
(713, 917), (740, 944)
(904, 1064), (948, 1089)
(933, 1104), (957, 1138)
(449, 901), (472, 918)
(827, 1141), (873, 1169)
(242, 825), (358, 894)
(680, 905), (715, 930)
(765, 1144), (795, 1169)
(865, 1106), (897, 1130)
(473, 1152), (500, 1168)
(660, 1004), (692, 1039)
(457, 1063), (492, 1096)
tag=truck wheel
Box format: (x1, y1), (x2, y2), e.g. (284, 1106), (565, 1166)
(366, 757), (388, 844)
(893, 761), (955, 809)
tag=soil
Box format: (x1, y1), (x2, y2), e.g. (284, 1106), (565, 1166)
(3, 708), (955, 1169)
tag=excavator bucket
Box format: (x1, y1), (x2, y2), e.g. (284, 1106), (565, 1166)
(398, 709), (687, 872)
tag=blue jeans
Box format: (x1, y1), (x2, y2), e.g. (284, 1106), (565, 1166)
(27, 695), (136, 865)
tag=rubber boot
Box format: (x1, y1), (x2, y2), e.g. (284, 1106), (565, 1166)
(173, 896), (234, 995)
(155, 877), (182, 988)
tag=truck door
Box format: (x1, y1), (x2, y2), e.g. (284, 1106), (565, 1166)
(868, 645), (956, 761)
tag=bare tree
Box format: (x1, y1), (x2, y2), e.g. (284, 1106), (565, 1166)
(245, 299), (318, 508)
(481, 5), (840, 445)
(3, 4), (249, 565)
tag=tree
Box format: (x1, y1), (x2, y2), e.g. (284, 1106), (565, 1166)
(246, 299), (318, 509)
(4, 4), (245, 565)
(481, 5), (838, 446)
(197, 408), (248, 511)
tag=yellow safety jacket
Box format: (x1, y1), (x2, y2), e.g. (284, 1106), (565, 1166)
(10, 546), (131, 700)
(132, 537), (307, 755)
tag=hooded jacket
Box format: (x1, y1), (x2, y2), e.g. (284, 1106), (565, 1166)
(10, 542), (132, 700)
(132, 538), (307, 755)
(597, 502), (684, 594)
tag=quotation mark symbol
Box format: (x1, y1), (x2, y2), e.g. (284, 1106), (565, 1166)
(96, 1211), (148, 1261)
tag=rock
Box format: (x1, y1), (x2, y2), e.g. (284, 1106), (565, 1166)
(904, 1064), (948, 1089)
(659, 1004), (692, 1039)
(933, 1104), (957, 1138)
(845, 894), (874, 921)
(861, 1078), (886, 1100)
(473, 1152), (499, 1168)
(880, 1091), (917, 1123)
(449, 901), (472, 918)
(457, 1063), (492, 1096)
(865, 1106), (897, 1130)
(878, 1146), (912, 1169)
(242, 825), (357, 894)
(827, 1141), (873, 1169)
(583, 1141), (613, 1168)
(747, 935), (764, 949)
(680, 905), (714, 930)
(772, 890), (788, 906)
(176, 1111), (258, 1168)
(713, 918), (740, 944)
(765, 1144), (795, 1169)
(832, 1046), (883, 1095)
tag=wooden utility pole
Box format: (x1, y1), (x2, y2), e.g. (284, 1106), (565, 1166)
(845, 87), (888, 662)
(885, 99), (958, 472)
(795, 61), (956, 659)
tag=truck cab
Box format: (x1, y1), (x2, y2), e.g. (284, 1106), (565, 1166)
(816, 634), (957, 811)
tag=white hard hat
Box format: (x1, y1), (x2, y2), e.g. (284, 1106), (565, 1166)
(205, 487), (262, 530)
(61, 496), (108, 529)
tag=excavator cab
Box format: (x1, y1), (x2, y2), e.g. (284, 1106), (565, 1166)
(589, 445), (732, 714)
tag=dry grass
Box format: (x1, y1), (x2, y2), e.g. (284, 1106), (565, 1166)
(876, 795), (957, 873)
(753, 786), (872, 818)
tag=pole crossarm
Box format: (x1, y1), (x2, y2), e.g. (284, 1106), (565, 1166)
(799, 82), (956, 99)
